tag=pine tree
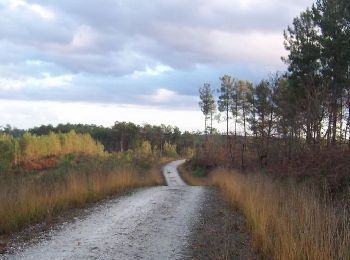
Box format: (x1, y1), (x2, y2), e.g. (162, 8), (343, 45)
(217, 75), (235, 137)
(199, 83), (216, 135)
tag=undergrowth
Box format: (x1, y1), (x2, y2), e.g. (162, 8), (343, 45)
(211, 170), (350, 260)
(0, 154), (165, 235)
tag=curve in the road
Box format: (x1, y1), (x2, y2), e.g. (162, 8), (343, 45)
(163, 159), (187, 186)
(2, 160), (206, 260)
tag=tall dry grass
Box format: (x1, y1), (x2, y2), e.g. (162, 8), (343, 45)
(212, 170), (350, 260)
(177, 164), (211, 186)
(0, 159), (163, 235)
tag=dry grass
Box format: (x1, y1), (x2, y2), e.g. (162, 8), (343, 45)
(177, 164), (211, 186)
(0, 161), (163, 235)
(211, 170), (350, 260)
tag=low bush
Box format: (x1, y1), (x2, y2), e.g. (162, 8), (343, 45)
(163, 141), (178, 157)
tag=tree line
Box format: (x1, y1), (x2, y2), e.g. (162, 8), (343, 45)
(0, 130), (104, 173)
(27, 122), (198, 156)
(1, 122), (200, 158)
(199, 0), (350, 170)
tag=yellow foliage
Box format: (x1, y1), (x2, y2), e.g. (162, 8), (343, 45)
(17, 130), (104, 163)
(181, 147), (194, 158)
(163, 141), (177, 157)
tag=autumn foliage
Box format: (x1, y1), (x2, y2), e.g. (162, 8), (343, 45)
(0, 130), (104, 173)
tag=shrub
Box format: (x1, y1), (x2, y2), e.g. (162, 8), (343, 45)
(163, 141), (178, 157)
(1, 131), (105, 174)
(181, 147), (194, 158)
(0, 134), (15, 174)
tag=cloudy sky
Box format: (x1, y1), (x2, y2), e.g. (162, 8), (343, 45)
(0, 0), (314, 131)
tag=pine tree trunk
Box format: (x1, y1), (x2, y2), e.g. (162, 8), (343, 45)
(348, 106), (350, 148)
(226, 105), (229, 138)
(120, 132), (124, 152)
(332, 97), (338, 145)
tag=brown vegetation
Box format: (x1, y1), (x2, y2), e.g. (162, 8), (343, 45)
(0, 127), (179, 236)
(177, 163), (211, 186)
(0, 155), (164, 235)
(0, 130), (104, 174)
(211, 169), (350, 260)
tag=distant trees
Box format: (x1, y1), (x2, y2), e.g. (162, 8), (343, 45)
(217, 75), (235, 137)
(112, 121), (140, 152)
(249, 80), (275, 167)
(199, 83), (216, 134)
(195, 0), (350, 170)
(0, 123), (202, 174)
(0, 130), (104, 174)
(26, 122), (196, 156)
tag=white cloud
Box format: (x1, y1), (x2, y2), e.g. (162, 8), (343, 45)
(141, 88), (198, 106)
(71, 25), (96, 49)
(131, 65), (173, 79)
(150, 24), (286, 66)
(0, 99), (204, 131)
(5, 0), (55, 20)
(145, 88), (177, 103)
(0, 74), (73, 90)
(0, 0), (314, 131)
(30, 3), (55, 20)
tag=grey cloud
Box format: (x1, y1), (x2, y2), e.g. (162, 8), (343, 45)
(0, 0), (312, 110)
(0, 0), (314, 76)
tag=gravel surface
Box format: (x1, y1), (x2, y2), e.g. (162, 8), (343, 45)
(188, 188), (258, 259)
(1, 160), (256, 259)
(1, 160), (206, 260)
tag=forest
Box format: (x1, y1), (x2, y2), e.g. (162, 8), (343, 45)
(184, 1), (350, 258)
(197, 0), (350, 190)
(0, 122), (198, 235)
(0, 122), (198, 174)
(0, 0), (349, 258)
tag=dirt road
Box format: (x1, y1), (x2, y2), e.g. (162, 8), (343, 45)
(2, 160), (207, 260)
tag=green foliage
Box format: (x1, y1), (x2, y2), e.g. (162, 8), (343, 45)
(59, 153), (76, 169)
(134, 141), (153, 160)
(199, 83), (216, 134)
(217, 75), (236, 136)
(0, 134), (15, 174)
(28, 122), (195, 156)
(193, 166), (207, 177)
(132, 141), (155, 171)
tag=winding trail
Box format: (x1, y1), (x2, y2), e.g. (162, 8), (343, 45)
(2, 160), (207, 260)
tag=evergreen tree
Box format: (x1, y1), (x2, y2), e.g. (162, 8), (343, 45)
(313, 0), (350, 144)
(199, 83), (216, 134)
(217, 75), (235, 137)
(283, 8), (324, 146)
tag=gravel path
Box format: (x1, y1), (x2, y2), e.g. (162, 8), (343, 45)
(1, 160), (206, 260)
(1, 160), (256, 259)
